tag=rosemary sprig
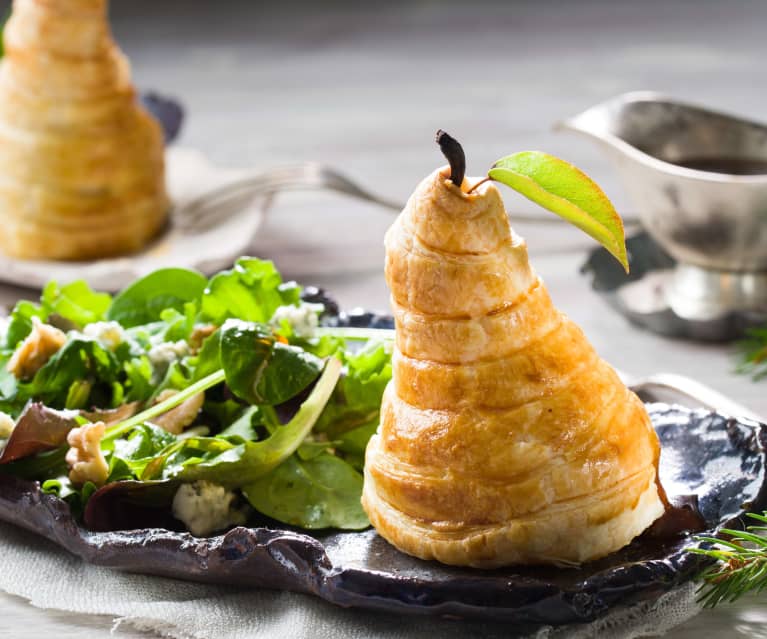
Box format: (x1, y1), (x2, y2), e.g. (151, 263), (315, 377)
(736, 327), (767, 380)
(688, 512), (767, 607)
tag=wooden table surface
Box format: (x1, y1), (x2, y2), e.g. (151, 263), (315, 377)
(1, 0), (766, 636)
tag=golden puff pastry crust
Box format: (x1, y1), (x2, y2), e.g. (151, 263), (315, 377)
(0, 0), (168, 260)
(362, 167), (667, 568)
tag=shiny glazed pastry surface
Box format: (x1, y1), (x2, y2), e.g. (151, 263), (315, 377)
(362, 167), (666, 567)
(0, 0), (168, 260)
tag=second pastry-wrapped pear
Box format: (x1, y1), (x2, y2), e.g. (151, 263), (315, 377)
(362, 166), (666, 568)
(0, 0), (168, 260)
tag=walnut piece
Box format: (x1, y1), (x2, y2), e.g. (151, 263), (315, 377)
(188, 324), (217, 353)
(150, 389), (205, 435)
(6, 316), (66, 380)
(66, 421), (109, 487)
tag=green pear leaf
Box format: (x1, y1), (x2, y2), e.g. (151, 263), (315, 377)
(489, 151), (629, 272)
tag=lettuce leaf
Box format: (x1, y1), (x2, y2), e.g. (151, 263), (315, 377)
(41, 281), (112, 329)
(201, 257), (300, 325)
(315, 340), (392, 439)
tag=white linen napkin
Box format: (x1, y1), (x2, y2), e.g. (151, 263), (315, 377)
(0, 520), (702, 639)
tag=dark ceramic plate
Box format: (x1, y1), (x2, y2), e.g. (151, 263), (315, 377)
(0, 297), (764, 626)
(0, 403), (765, 627)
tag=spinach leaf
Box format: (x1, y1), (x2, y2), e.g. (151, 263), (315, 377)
(41, 280), (112, 328)
(18, 337), (120, 407)
(107, 268), (207, 328)
(242, 452), (368, 530)
(220, 319), (322, 405)
(0, 446), (68, 480)
(201, 257), (300, 325)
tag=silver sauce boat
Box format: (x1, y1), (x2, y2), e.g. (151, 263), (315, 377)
(558, 92), (767, 322)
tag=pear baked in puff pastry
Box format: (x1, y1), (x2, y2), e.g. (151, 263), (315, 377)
(361, 162), (667, 568)
(0, 0), (169, 260)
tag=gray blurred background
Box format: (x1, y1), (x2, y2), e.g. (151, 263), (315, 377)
(111, 0), (767, 191)
(2, 0), (766, 309)
(3, 0), (759, 199)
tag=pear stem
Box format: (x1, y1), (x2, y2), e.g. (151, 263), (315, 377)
(435, 130), (466, 188)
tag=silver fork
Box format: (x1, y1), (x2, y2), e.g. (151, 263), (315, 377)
(172, 163), (404, 234)
(172, 162), (642, 234)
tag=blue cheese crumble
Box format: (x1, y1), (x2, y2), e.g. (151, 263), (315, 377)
(83, 321), (127, 351)
(172, 480), (246, 536)
(148, 340), (190, 367)
(270, 302), (324, 339)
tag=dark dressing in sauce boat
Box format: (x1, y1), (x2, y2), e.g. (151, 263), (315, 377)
(671, 156), (767, 175)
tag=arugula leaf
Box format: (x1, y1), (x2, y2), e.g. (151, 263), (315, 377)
(110, 423), (176, 478)
(107, 268), (207, 328)
(220, 319), (322, 405)
(202, 397), (244, 430)
(42, 477), (97, 519)
(242, 452), (368, 530)
(159, 305), (197, 342)
(152, 359), (194, 398)
(218, 406), (262, 440)
(489, 151), (629, 272)
(41, 280), (112, 329)
(201, 257), (301, 325)
(123, 356), (154, 402)
(4, 279), (110, 349)
(145, 358), (342, 486)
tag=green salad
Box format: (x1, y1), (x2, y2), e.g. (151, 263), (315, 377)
(0, 257), (392, 536)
